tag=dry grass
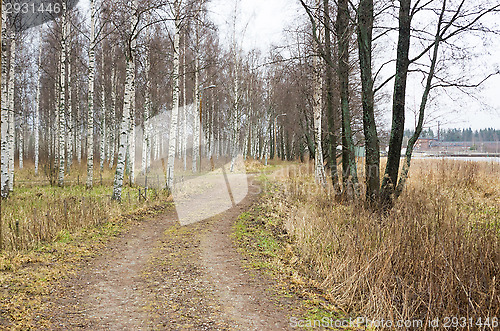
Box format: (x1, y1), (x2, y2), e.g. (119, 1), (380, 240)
(270, 159), (500, 326)
(1, 163), (171, 252)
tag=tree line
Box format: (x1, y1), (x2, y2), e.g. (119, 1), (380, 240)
(407, 128), (500, 142)
(1, 0), (499, 210)
(1, 0), (272, 201)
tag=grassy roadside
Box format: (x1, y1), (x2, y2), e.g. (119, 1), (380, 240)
(233, 160), (500, 329)
(232, 173), (354, 329)
(0, 198), (173, 330)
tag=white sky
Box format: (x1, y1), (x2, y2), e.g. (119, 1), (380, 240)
(208, 0), (302, 53)
(76, 0), (500, 130)
(208, 0), (500, 131)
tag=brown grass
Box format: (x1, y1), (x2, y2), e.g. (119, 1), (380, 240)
(1, 162), (172, 252)
(270, 159), (500, 326)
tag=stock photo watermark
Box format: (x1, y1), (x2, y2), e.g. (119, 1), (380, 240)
(4, 0), (79, 32)
(289, 316), (499, 329)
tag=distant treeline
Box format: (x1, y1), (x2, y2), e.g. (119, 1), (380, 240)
(404, 128), (500, 142)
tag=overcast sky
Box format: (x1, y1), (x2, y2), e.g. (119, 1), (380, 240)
(76, 0), (500, 131)
(208, 0), (500, 131)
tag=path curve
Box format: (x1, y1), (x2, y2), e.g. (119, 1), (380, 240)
(42, 176), (299, 330)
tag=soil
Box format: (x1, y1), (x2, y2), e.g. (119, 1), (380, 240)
(37, 177), (303, 330)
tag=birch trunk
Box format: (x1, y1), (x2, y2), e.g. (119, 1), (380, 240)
(313, 55), (326, 186)
(1, 9), (9, 196)
(58, 6), (67, 187)
(112, 62), (133, 200)
(112, 0), (138, 200)
(182, 35), (187, 171)
(8, 32), (16, 192)
(87, 0), (96, 188)
(109, 64), (116, 168)
(167, 2), (181, 189)
(76, 91), (82, 164)
(100, 57), (106, 171)
(142, 42), (151, 175)
(18, 125), (23, 169)
(67, 59), (73, 173)
(129, 89), (136, 184)
(34, 28), (42, 176)
(192, 54), (199, 173)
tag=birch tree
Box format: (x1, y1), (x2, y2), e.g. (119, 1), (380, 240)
(100, 55), (106, 171)
(34, 28), (42, 176)
(76, 90), (82, 164)
(192, 35), (200, 173)
(1, 9), (9, 197)
(66, 57), (73, 173)
(166, 0), (181, 189)
(112, 0), (138, 200)
(87, 0), (97, 188)
(141, 27), (152, 175)
(18, 125), (23, 169)
(109, 60), (116, 169)
(128, 87), (136, 184)
(182, 34), (187, 171)
(312, 2), (326, 186)
(58, 3), (68, 187)
(8, 31), (16, 192)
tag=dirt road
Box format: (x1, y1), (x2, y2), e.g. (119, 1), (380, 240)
(40, 177), (301, 330)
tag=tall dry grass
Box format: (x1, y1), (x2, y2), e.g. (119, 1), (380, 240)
(273, 159), (499, 325)
(1, 161), (172, 252)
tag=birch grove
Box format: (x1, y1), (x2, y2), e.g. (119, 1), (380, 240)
(0, 0), (493, 217)
(1, 0), (287, 197)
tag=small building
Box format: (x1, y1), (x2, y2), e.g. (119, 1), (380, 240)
(415, 138), (437, 150)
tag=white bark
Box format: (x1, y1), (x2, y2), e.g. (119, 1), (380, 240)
(87, 0), (96, 188)
(129, 89), (136, 184)
(1, 9), (8, 196)
(58, 5), (68, 187)
(192, 54), (199, 173)
(34, 28), (42, 176)
(19, 125), (23, 169)
(109, 64), (116, 168)
(313, 54), (326, 186)
(112, 0), (138, 200)
(8, 32), (16, 192)
(76, 91), (82, 164)
(100, 57), (106, 171)
(142, 40), (151, 175)
(182, 35), (187, 171)
(167, 2), (181, 189)
(112, 63), (133, 199)
(67, 58), (73, 173)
